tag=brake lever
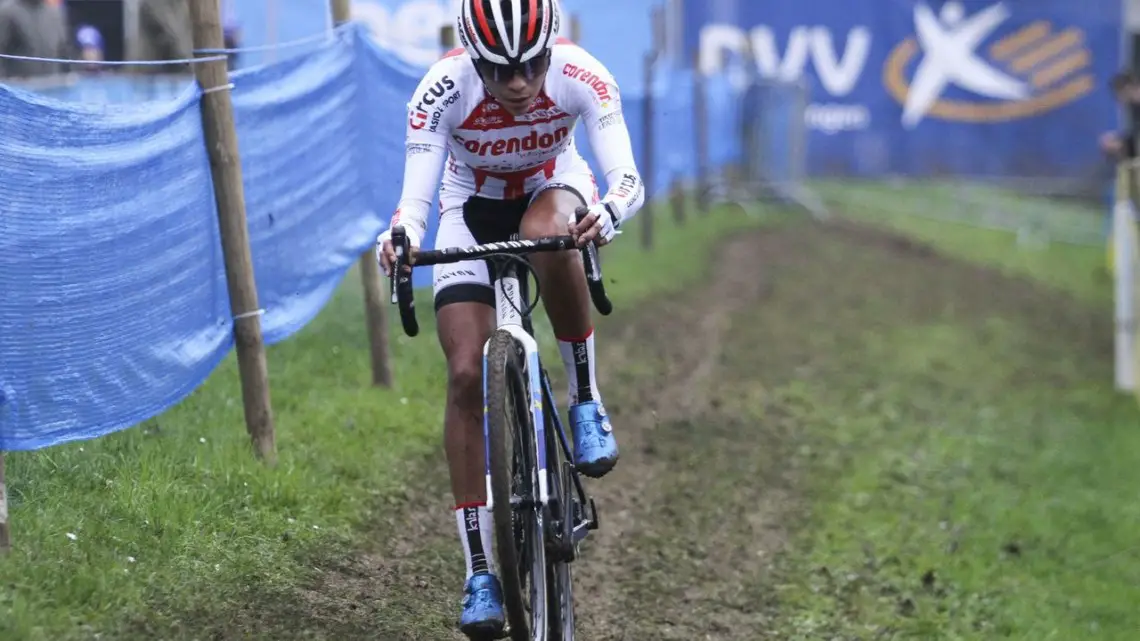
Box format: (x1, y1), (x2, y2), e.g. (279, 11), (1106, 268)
(573, 206), (614, 316)
(389, 226), (420, 336)
(389, 227), (405, 304)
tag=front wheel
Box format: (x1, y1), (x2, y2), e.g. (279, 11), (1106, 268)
(485, 330), (549, 640)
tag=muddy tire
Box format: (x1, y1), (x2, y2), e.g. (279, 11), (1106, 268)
(486, 329), (548, 640)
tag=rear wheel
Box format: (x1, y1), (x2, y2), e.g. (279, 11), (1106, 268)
(548, 561), (575, 641)
(486, 330), (549, 640)
(544, 392), (576, 641)
(546, 478), (576, 641)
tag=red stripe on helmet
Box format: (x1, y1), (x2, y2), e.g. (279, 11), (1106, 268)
(527, 0), (539, 41)
(473, 0), (497, 46)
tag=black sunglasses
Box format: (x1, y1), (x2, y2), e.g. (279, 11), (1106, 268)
(474, 52), (551, 83)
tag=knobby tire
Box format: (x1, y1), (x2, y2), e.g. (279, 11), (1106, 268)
(486, 330), (547, 640)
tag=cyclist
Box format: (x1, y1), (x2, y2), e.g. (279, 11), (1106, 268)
(376, 0), (644, 637)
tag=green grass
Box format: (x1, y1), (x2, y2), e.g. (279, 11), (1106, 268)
(766, 184), (1140, 639)
(774, 324), (1140, 640)
(813, 179), (1111, 303)
(0, 202), (781, 641)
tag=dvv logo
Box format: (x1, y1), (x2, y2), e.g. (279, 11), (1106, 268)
(883, 1), (1094, 128)
(699, 24), (873, 134)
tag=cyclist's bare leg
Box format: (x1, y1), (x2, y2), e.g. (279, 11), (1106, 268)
(520, 188), (619, 478)
(520, 188), (592, 339)
(437, 301), (495, 507)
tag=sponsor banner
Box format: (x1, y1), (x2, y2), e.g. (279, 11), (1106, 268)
(684, 0), (1122, 177)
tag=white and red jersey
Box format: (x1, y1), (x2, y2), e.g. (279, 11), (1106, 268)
(388, 39), (645, 245)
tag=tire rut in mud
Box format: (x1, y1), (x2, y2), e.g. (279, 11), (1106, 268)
(571, 231), (797, 640)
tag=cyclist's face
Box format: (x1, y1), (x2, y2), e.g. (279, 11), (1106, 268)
(477, 53), (551, 115)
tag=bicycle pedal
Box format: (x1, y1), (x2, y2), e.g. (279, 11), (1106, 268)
(588, 497), (601, 531)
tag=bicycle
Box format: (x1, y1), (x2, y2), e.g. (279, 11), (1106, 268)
(388, 209), (613, 641)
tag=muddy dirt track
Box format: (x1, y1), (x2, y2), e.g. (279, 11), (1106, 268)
(247, 218), (1104, 640)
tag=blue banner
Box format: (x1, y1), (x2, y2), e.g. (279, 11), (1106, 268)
(0, 26), (411, 451)
(684, 0), (1122, 177)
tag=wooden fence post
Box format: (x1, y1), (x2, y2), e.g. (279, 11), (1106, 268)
(189, 0), (276, 463)
(640, 49), (655, 250)
(0, 453), (9, 553)
(329, 0), (393, 388)
(640, 6), (667, 249)
(692, 49), (709, 215)
(671, 179), (686, 224)
(360, 254), (393, 387)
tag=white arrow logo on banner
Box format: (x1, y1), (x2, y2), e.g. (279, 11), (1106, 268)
(902, 2), (1028, 128)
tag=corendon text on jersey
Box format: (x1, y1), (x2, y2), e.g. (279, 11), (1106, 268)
(562, 64), (613, 102)
(452, 127), (571, 156)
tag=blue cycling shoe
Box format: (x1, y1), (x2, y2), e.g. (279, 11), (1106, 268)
(570, 400), (619, 478)
(458, 572), (506, 640)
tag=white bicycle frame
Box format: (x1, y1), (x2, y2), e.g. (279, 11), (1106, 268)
(482, 261), (550, 512)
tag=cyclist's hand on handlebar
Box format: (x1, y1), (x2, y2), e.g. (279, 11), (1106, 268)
(376, 229), (420, 276)
(376, 239), (397, 274)
(570, 203), (620, 248)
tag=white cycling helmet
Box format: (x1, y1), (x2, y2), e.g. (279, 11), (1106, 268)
(458, 0), (560, 69)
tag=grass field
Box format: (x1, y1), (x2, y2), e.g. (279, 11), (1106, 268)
(762, 183), (1137, 639)
(6, 180), (1140, 640)
(0, 202), (777, 641)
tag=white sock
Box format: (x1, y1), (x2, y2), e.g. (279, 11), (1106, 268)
(557, 329), (601, 406)
(456, 503), (495, 579)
